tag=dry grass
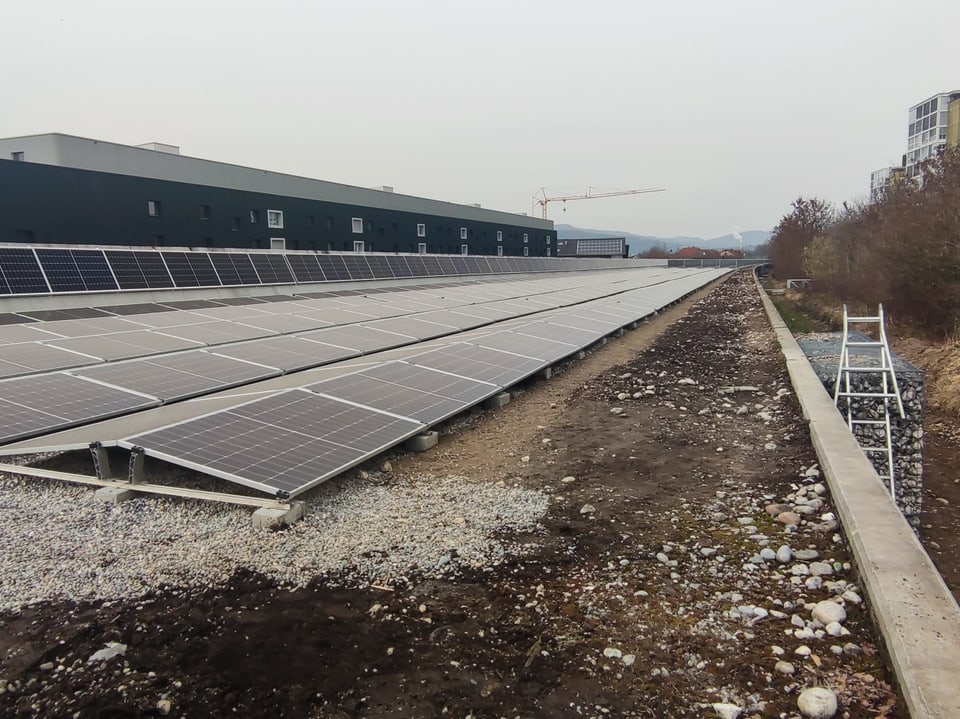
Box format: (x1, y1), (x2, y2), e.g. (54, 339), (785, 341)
(893, 336), (960, 418)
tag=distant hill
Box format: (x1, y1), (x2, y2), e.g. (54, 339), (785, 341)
(555, 225), (770, 254)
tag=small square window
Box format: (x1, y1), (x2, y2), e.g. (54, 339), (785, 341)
(353, 240), (365, 252)
(147, 200), (161, 217)
(11, 151), (24, 161)
(417, 223), (426, 237)
(267, 209), (284, 229)
(418, 242), (427, 254)
(523, 247), (529, 256)
(270, 237), (286, 250)
(460, 244), (468, 256)
(352, 217), (364, 234)
(497, 245), (503, 257)
(250, 210), (260, 224)
(460, 227), (468, 240)
(523, 233), (528, 244)
(545, 236), (551, 245)
(200, 204), (211, 220)
(496, 230), (503, 241)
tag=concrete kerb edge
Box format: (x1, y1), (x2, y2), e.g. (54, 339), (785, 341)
(754, 274), (960, 719)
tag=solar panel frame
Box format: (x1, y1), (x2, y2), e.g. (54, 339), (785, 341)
(386, 255), (413, 278)
(404, 255), (429, 277)
(185, 253), (222, 287)
(228, 253), (262, 284)
(209, 335), (358, 371)
(135, 251), (176, 289)
(72, 250), (118, 291)
(298, 324), (415, 352)
(316, 255), (350, 281)
(408, 342), (546, 386)
(46, 331), (206, 361)
(0, 247), (49, 294)
(35, 248), (85, 292)
(340, 255), (374, 280)
(364, 254), (394, 280)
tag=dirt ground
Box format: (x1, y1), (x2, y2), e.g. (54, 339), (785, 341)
(0, 273), (904, 718)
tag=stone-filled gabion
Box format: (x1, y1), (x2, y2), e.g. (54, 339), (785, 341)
(798, 332), (925, 531)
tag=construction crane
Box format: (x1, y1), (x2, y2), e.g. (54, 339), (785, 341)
(532, 186), (666, 220)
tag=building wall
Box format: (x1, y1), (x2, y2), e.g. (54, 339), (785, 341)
(0, 160), (554, 256)
(0, 134), (551, 232)
(949, 97), (960, 148)
(905, 91), (960, 178)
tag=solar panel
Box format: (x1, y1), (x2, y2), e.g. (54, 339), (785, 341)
(364, 255), (394, 280)
(72, 250), (118, 291)
(287, 254), (326, 283)
(404, 255), (428, 277)
(228, 253), (262, 284)
(249, 254), (295, 284)
(0, 247), (49, 294)
(408, 342), (545, 386)
(386, 256), (413, 278)
(125, 390), (423, 496)
(421, 256), (443, 276)
(341, 255), (374, 280)
(36, 248), (85, 292)
(516, 321), (603, 345)
(470, 330), (577, 361)
(309, 363), (494, 424)
(0, 342), (99, 372)
(316, 255), (350, 281)
(209, 335), (357, 371)
(437, 256), (457, 276)
(46, 331), (205, 361)
(157, 321), (274, 345)
(0, 373), (159, 444)
(162, 252), (202, 287)
(298, 324), (415, 352)
(361, 316), (455, 341)
(235, 313), (328, 334)
(105, 251), (174, 290)
(450, 256), (469, 275)
(186, 253), (221, 286)
(0, 323), (62, 345)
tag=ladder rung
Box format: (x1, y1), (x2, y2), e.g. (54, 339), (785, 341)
(845, 341), (883, 347)
(846, 316), (881, 322)
(837, 391), (899, 398)
(850, 419), (888, 426)
(861, 447), (889, 452)
(839, 367), (895, 373)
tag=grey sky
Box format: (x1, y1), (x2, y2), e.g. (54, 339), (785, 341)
(4, 1), (958, 239)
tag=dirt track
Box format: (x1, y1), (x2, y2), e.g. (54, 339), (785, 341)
(0, 272), (900, 718)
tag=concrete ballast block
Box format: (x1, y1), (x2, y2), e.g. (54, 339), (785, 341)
(95, 486), (138, 504)
(405, 431), (439, 452)
(252, 501), (305, 531)
(484, 392), (511, 410)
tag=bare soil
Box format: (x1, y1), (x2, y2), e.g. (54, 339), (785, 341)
(0, 273), (901, 718)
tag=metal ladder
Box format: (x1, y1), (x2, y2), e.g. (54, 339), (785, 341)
(833, 304), (905, 501)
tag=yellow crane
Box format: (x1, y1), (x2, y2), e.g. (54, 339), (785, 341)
(532, 186), (666, 220)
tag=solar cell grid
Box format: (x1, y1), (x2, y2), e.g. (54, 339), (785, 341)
(36, 249), (85, 292)
(134, 252), (175, 289)
(404, 255), (428, 277)
(71, 250), (118, 291)
(359, 361), (497, 402)
(228, 253), (262, 284)
(209, 253), (242, 286)
(340, 255), (374, 280)
(386, 255), (413, 278)
(46, 331), (205, 361)
(75, 359), (225, 402)
(450, 256), (469, 275)
(0, 342), (98, 371)
(162, 252), (201, 287)
(437, 256), (457, 276)
(186, 253), (221, 286)
(408, 343), (544, 386)
(316, 254), (350, 281)
(0, 373), (157, 425)
(420, 256), (443, 276)
(209, 335), (356, 371)
(311, 376), (465, 424)
(266, 254), (296, 283)
(299, 324), (414, 352)
(364, 255), (394, 280)
(0, 247), (49, 294)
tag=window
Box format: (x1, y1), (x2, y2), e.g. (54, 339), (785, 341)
(270, 237), (286, 250)
(147, 200), (161, 217)
(250, 210), (260, 224)
(417, 223), (426, 237)
(267, 209), (284, 229)
(496, 230), (503, 241)
(545, 235), (551, 245)
(326, 216), (334, 229)
(546, 247), (551, 256)
(523, 233), (528, 244)
(418, 242), (427, 254)
(231, 217), (241, 231)
(353, 240), (364, 252)
(11, 151), (24, 161)
(460, 244), (468, 256)
(352, 217), (363, 234)
(200, 204), (211, 220)
(460, 227), (468, 240)
(523, 247), (529, 256)
(497, 245), (503, 257)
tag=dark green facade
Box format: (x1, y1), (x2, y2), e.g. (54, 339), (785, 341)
(0, 160), (554, 257)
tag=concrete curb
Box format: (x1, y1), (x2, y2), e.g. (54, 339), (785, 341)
(755, 277), (960, 718)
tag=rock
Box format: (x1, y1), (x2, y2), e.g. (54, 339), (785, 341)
(603, 647), (622, 659)
(700, 547), (717, 557)
(580, 504), (597, 515)
(777, 511), (801, 526)
(797, 687), (838, 718)
(356, 470), (370, 481)
(656, 552), (670, 564)
(775, 660), (796, 675)
(825, 622), (844, 637)
(795, 549), (820, 561)
(776, 545), (793, 563)
(379, 460), (393, 473)
(622, 654), (635, 666)
(804, 576), (823, 591)
(678, 378), (696, 385)
(560, 476), (576, 484)
(809, 561), (834, 577)
(157, 699), (172, 716)
(794, 645), (812, 657)
(88, 642), (127, 663)
(841, 590), (861, 604)
(812, 601), (847, 625)
(712, 702), (743, 719)
(760, 547), (776, 561)
(39, 662), (54, 671)
(610, 407), (624, 415)
(766, 503), (791, 516)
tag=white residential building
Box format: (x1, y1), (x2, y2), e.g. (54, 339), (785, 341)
(905, 91), (960, 178)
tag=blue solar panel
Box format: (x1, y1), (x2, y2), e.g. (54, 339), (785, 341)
(0, 248), (49, 294)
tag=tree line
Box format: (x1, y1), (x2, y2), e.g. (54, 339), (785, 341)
(768, 145), (960, 337)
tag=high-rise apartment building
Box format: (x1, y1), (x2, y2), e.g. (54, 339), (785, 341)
(905, 90), (960, 177)
(948, 96), (960, 148)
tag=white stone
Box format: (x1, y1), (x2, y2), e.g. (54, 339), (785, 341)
(775, 660), (795, 675)
(776, 545), (793, 563)
(580, 504), (597, 515)
(603, 647), (622, 659)
(812, 601), (847, 625)
(711, 702), (743, 719)
(797, 687), (838, 719)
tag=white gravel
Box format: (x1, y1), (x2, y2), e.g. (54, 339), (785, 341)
(0, 471), (549, 612)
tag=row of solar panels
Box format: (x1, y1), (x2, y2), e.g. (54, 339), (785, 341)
(0, 270), (689, 445)
(0, 246), (640, 296)
(0, 268), (662, 381)
(118, 270), (730, 497)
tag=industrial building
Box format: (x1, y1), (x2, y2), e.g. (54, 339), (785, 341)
(0, 134), (555, 257)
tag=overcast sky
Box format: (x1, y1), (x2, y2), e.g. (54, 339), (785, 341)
(4, 1), (959, 239)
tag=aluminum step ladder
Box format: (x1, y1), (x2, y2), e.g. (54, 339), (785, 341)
(833, 304), (905, 501)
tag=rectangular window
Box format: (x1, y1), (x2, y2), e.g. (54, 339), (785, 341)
(11, 151), (24, 161)
(147, 200), (161, 217)
(270, 237), (286, 250)
(267, 209), (284, 229)
(352, 217), (363, 234)
(460, 227), (468, 240)
(418, 242), (427, 254)
(200, 204), (211, 220)
(497, 245), (503, 257)
(496, 230), (503, 241)
(250, 210), (260, 224)
(417, 223), (426, 237)
(353, 240), (365, 252)
(523, 233), (528, 244)
(546, 247), (551, 256)
(545, 235), (551, 245)
(523, 247), (529, 256)
(460, 244), (468, 256)
(231, 217), (241, 232)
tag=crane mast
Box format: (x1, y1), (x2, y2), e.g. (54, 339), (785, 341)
(532, 186), (665, 220)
